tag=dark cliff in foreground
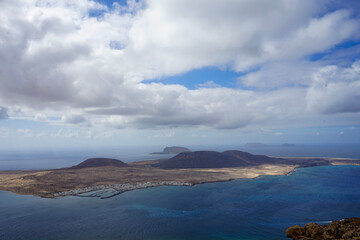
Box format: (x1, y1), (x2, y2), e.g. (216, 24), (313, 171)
(153, 150), (330, 169)
(69, 158), (128, 169)
(286, 218), (360, 240)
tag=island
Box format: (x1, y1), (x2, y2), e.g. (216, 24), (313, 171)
(150, 146), (191, 154)
(0, 150), (359, 199)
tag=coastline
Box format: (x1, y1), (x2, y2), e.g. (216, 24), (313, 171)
(39, 163), (360, 199)
(1, 154), (360, 199)
(23, 164), (345, 199)
(0, 164), (298, 199)
(47, 164), (299, 199)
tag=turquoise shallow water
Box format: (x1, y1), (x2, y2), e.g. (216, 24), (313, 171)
(1, 165), (360, 240)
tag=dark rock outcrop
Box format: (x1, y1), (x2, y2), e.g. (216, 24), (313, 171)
(70, 158), (128, 169)
(151, 146), (191, 154)
(286, 218), (360, 240)
(153, 150), (331, 169)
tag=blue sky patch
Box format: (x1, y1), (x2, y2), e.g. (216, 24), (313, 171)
(109, 41), (125, 50)
(88, 8), (107, 18)
(144, 67), (258, 90)
(307, 40), (360, 62)
(89, 0), (127, 18)
(94, 0), (128, 9)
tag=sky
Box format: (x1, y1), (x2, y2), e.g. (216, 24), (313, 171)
(0, 0), (360, 149)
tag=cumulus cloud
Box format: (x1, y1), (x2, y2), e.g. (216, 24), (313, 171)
(127, 0), (359, 76)
(34, 114), (47, 121)
(0, 0), (134, 108)
(306, 61), (360, 114)
(240, 60), (321, 89)
(0, 0), (359, 131)
(62, 114), (87, 124)
(105, 84), (306, 129)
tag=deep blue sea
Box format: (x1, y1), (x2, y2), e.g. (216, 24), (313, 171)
(1, 165), (360, 240)
(0, 145), (360, 239)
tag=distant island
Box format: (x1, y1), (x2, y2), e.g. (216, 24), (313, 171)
(151, 146), (191, 154)
(0, 150), (359, 199)
(245, 142), (297, 147)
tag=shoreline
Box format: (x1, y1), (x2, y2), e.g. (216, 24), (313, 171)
(0, 164), (298, 199)
(46, 164), (360, 199)
(52, 165), (299, 199)
(1, 154), (360, 199)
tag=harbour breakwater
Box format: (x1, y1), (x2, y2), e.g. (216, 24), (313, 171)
(52, 181), (193, 199)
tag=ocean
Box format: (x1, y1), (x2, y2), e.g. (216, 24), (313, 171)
(0, 145), (360, 239)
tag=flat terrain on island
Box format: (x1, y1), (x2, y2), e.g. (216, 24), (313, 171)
(0, 150), (359, 198)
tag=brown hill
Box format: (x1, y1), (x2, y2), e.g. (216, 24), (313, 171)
(154, 151), (240, 169)
(69, 158), (128, 169)
(153, 150), (331, 169)
(286, 218), (360, 240)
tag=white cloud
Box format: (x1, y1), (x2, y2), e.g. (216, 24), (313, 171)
(34, 113), (47, 121)
(127, 0), (359, 76)
(0, 0), (359, 132)
(260, 9), (359, 62)
(62, 114), (87, 124)
(240, 60), (320, 89)
(306, 61), (360, 114)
